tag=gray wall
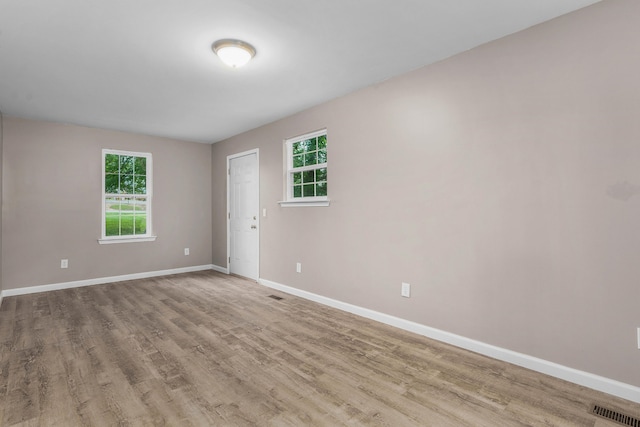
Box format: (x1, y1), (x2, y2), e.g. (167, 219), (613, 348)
(211, 1), (640, 387)
(2, 117), (212, 290)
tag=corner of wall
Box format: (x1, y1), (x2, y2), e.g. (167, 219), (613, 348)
(0, 110), (4, 300)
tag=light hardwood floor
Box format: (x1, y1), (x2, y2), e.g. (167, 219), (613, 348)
(0, 271), (638, 426)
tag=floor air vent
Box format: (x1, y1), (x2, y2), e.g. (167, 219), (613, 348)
(267, 295), (283, 301)
(592, 404), (640, 426)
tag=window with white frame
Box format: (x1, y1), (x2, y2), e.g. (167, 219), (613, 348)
(282, 129), (328, 206)
(100, 149), (155, 243)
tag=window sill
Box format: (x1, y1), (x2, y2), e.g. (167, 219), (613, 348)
(278, 199), (330, 208)
(98, 236), (157, 245)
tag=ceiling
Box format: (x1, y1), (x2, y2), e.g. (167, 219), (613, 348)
(0, 0), (600, 143)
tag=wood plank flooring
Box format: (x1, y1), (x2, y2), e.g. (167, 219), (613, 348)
(0, 271), (638, 426)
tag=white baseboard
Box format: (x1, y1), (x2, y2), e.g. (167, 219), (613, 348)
(2, 264), (215, 297)
(211, 264), (229, 274)
(258, 278), (640, 404)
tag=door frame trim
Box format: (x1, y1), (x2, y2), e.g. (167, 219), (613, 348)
(226, 148), (260, 280)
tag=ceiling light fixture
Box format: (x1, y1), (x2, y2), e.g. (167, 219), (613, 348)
(212, 39), (256, 68)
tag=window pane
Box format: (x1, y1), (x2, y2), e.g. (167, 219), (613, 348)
(120, 156), (134, 175)
(316, 167), (327, 182)
(121, 175), (134, 194)
(117, 196), (135, 235)
(105, 214), (120, 236)
(134, 215), (147, 235)
(134, 175), (147, 194)
(293, 142), (304, 155)
(303, 170), (315, 183)
(316, 182), (327, 196)
(135, 197), (147, 212)
(134, 157), (146, 175)
(318, 134), (327, 149)
(105, 198), (120, 236)
(293, 172), (302, 185)
(304, 152), (317, 166)
(304, 138), (317, 152)
(293, 155), (304, 168)
(120, 213), (134, 235)
(105, 197), (119, 210)
(134, 199), (147, 235)
(135, 197), (147, 235)
(105, 154), (119, 173)
(303, 184), (315, 197)
(293, 185), (302, 198)
(118, 197), (136, 212)
(317, 148), (327, 164)
(105, 174), (119, 193)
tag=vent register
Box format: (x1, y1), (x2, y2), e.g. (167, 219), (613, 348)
(593, 405), (640, 427)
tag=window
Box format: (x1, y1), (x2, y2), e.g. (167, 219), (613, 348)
(280, 129), (329, 207)
(99, 149), (155, 244)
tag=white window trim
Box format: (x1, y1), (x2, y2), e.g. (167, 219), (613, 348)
(98, 236), (157, 245)
(98, 149), (156, 244)
(278, 199), (330, 207)
(278, 128), (330, 208)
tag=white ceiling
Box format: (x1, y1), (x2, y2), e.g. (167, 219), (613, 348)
(0, 0), (600, 143)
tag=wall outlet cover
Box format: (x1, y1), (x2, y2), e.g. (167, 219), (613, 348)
(401, 282), (411, 298)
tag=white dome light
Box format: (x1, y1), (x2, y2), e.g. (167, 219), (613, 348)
(212, 39), (256, 68)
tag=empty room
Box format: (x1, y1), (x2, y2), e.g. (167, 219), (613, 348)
(1, 0), (639, 425)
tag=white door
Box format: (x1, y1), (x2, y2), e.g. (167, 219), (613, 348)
(228, 151), (259, 280)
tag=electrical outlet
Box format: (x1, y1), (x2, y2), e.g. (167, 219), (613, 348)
(184, 248), (190, 256)
(296, 262), (302, 273)
(61, 259), (68, 269)
(401, 282), (411, 298)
